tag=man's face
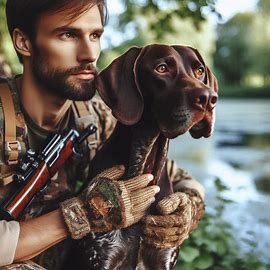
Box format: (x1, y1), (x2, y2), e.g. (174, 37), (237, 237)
(31, 5), (103, 101)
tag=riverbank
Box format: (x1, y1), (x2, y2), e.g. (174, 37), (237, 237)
(218, 85), (270, 99)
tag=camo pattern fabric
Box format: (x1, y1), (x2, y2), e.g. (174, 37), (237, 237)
(30, 96), (117, 270)
(0, 77), (117, 269)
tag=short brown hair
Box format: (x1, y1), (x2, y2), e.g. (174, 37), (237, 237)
(6, 0), (108, 61)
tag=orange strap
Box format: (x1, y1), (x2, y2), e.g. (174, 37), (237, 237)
(0, 83), (20, 165)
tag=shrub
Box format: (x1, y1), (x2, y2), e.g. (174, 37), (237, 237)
(175, 178), (270, 270)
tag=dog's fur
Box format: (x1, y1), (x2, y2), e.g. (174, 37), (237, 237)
(69, 44), (218, 270)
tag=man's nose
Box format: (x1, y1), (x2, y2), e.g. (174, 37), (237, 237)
(77, 40), (99, 63)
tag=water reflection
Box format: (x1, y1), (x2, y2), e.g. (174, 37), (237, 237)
(168, 98), (270, 263)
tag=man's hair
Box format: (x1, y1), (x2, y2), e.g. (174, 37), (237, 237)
(6, 0), (108, 62)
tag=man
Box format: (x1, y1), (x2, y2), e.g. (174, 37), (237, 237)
(0, 0), (205, 269)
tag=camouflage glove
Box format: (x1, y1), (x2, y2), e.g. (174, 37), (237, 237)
(142, 189), (205, 248)
(60, 165), (159, 239)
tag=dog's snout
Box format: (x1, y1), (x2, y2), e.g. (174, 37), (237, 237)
(191, 89), (218, 111)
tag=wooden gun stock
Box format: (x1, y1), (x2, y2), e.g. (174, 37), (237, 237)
(0, 124), (97, 221)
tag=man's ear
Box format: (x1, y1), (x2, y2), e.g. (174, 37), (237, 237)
(13, 28), (32, 57)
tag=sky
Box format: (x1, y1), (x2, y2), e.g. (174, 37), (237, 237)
(214, 0), (258, 22)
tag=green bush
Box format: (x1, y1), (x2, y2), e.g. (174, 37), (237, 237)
(175, 178), (270, 270)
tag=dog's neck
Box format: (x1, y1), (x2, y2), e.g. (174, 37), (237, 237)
(126, 120), (169, 185)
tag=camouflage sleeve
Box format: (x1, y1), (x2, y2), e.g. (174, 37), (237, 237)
(166, 159), (205, 200)
(90, 95), (117, 149)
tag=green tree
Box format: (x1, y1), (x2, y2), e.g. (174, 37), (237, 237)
(0, 0), (21, 74)
(257, 0), (270, 12)
(98, 15), (216, 69)
(119, 0), (218, 40)
(249, 0), (270, 85)
(214, 0), (270, 87)
(214, 13), (255, 85)
(98, 0), (218, 69)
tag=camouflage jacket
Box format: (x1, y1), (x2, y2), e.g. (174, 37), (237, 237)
(0, 76), (117, 220)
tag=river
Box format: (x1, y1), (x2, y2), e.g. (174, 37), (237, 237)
(168, 98), (270, 264)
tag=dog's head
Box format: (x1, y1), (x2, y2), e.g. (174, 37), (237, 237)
(95, 44), (218, 139)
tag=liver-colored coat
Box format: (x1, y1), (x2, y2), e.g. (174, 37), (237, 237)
(70, 44), (218, 270)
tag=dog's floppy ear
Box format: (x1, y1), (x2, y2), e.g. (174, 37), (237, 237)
(205, 66), (218, 92)
(188, 46), (219, 92)
(95, 47), (144, 125)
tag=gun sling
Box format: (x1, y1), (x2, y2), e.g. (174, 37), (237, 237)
(0, 83), (20, 165)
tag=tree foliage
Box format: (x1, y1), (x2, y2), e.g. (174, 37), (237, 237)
(118, 0), (218, 39)
(98, 0), (218, 69)
(214, 0), (270, 86)
(0, 0), (21, 74)
(250, 0), (270, 84)
(214, 13), (255, 85)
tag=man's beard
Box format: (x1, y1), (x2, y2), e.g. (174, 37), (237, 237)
(31, 50), (97, 101)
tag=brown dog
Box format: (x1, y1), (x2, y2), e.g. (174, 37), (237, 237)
(70, 44), (218, 270)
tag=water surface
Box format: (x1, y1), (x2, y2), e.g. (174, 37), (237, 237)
(168, 99), (270, 263)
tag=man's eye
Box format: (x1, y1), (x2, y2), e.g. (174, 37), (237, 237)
(155, 64), (168, 73)
(60, 32), (75, 40)
(90, 32), (102, 41)
(194, 66), (205, 78)
(92, 33), (98, 39)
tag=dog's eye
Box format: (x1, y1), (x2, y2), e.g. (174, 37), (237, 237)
(194, 66), (205, 78)
(155, 64), (168, 73)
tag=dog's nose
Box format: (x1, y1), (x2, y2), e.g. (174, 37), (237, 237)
(192, 89), (218, 111)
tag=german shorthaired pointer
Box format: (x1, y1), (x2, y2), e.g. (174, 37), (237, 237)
(68, 44), (218, 270)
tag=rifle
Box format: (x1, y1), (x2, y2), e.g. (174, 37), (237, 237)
(0, 124), (97, 221)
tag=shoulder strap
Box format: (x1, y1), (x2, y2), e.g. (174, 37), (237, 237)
(0, 82), (21, 165)
(0, 78), (27, 186)
(72, 101), (100, 160)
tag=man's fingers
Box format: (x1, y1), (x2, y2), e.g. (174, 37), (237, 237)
(143, 226), (181, 238)
(124, 174), (154, 192)
(144, 213), (190, 227)
(157, 192), (189, 215)
(143, 224), (190, 248)
(131, 186), (159, 206)
(133, 211), (146, 224)
(131, 196), (156, 223)
(128, 201), (152, 225)
(97, 165), (125, 180)
(144, 237), (185, 249)
(131, 191), (156, 224)
(131, 192), (157, 224)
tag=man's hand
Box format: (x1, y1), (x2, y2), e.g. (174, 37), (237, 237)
(142, 189), (205, 248)
(60, 165), (159, 239)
